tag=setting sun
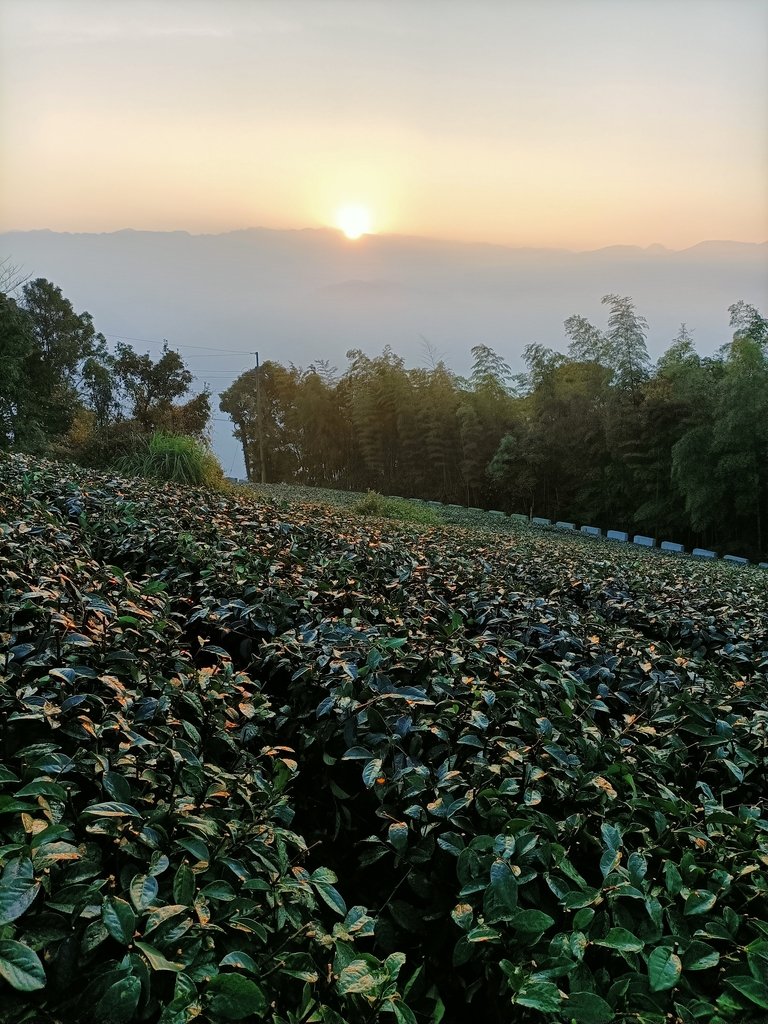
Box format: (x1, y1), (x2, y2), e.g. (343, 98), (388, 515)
(336, 205), (372, 240)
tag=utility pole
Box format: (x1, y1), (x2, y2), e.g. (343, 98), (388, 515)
(252, 351), (266, 484)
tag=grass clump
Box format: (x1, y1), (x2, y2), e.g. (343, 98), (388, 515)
(118, 431), (223, 487)
(351, 489), (441, 525)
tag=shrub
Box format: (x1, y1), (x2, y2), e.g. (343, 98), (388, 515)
(118, 431), (223, 487)
(351, 490), (441, 526)
(4, 454), (768, 1023)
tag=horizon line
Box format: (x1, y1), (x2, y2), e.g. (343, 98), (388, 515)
(1, 225), (767, 256)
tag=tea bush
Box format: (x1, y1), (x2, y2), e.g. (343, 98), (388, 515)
(2, 452), (768, 1023)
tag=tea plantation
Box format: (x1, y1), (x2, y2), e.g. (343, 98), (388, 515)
(1, 454), (768, 1024)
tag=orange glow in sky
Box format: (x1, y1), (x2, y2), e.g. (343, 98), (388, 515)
(0, 0), (766, 249)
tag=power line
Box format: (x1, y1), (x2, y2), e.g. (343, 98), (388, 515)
(190, 374), (242, 380)
(103, 332), (245, 355)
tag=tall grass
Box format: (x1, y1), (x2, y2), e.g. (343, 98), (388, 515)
(117, 432), (224, 487)
(351, 490), (441, 526)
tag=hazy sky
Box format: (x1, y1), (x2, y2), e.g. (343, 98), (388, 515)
(1, 0), (767, 249)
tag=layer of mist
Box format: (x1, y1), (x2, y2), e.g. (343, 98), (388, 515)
(3, 228), (766, 476)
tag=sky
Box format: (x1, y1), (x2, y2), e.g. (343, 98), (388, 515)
(1, 0), (767, 250)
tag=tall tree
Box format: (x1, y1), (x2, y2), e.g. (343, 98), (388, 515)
(0, 293), (34, 447)
(114, 341), (209, 435)
(17, 278), (113, 440)
(602, 293), (651, 401)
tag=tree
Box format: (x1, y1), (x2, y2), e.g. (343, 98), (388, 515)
(343, 347), (406, 492)
(17, 278), (113, 440)
(0, 293), (34, 447)
(219, 362), (300, 483)
(564, 314), (613, 367)
(0, 256), (29, 294)
(114, 341), (209, 435)
(671, 304), (767, 554)
(602, 293), (650, 400)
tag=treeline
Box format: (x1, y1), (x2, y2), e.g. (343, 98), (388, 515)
(0, 265), (210, 464)
(2, 261), (766, 558)
(221, 295), (768, 558)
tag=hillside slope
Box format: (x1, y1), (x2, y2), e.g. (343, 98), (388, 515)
(1, 454), (768, 1023)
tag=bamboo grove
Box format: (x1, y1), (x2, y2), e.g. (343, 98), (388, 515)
(220, 296), (768, 559)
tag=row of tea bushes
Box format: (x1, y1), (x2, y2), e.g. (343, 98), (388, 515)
(0, 456), (415, 1023)
(3, 453), (768, 1023)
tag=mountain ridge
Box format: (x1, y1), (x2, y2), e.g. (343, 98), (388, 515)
(3, 225), (766, 257)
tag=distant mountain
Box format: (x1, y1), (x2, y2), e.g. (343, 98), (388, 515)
(2, 228), (766, 476)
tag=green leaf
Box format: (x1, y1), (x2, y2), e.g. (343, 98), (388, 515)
(595, 928), (644, 953)
(0, 796), (37, 815)
(484, 870), (518, 922)
(648, 947), (682, 991)
(314, 882), (347, 916)
(0, 940), (46, 991)
(362, 758), (384, 788)
(437, 833), (465, 856)
(684, 889), (717, 915)
(600, 848), (620, 878)
(388, 822), (409, 852)
(337, 959), (377, 995)
(102, 897), (136, 945)
(81, 801), (141, 818)
(515, 979), (562, 1012)
(684, 941), (719, 971)
(566, 991), (615, 1023)
(94, 975), (141, 1024)
(747, 941), (768, 985)
(466, 924), (500, 943)
(219, 951), (258, 974)
(134, 940), (184, 972)
(14, 780), (68, 801)
(392, 1000), (418, 1024)
(725, 976), (768, 1010)
(173, 862), (195, 906)
(601, 823), (622, 852)
(511, 908), (555, 934)
(0, 875), (40, 926)
(664, 861), (683, 895)
(207, 974), (267, 1019)
(130, 873), (158, 911)
(103, 771), (132, 803)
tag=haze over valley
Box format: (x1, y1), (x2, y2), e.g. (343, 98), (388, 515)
(4, 227), (765, 476)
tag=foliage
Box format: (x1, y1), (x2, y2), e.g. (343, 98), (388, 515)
(3, 453), (768, 1022)
(0, 279), (114, 448)
(114, 342), (211, 438)
(117, 432), (224, 488)
(351, 491), (442, 526)
(219, 297), (766, 558)
(0, 294), (34, 448)
(0, 454), (415, 1023)
(0, 278), (210, 465)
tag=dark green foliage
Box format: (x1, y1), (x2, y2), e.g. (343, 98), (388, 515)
(0, 278), (210, 468)
(0, 294), (34, 448)
(0, 455), (415, 1023)
(3, 453), (768, 1022)
(113, 342), (211, 438)
(219, 299), (767, 558)
(0, 279), (114, 449)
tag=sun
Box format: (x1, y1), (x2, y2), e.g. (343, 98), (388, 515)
(336, 204), (372, 240)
